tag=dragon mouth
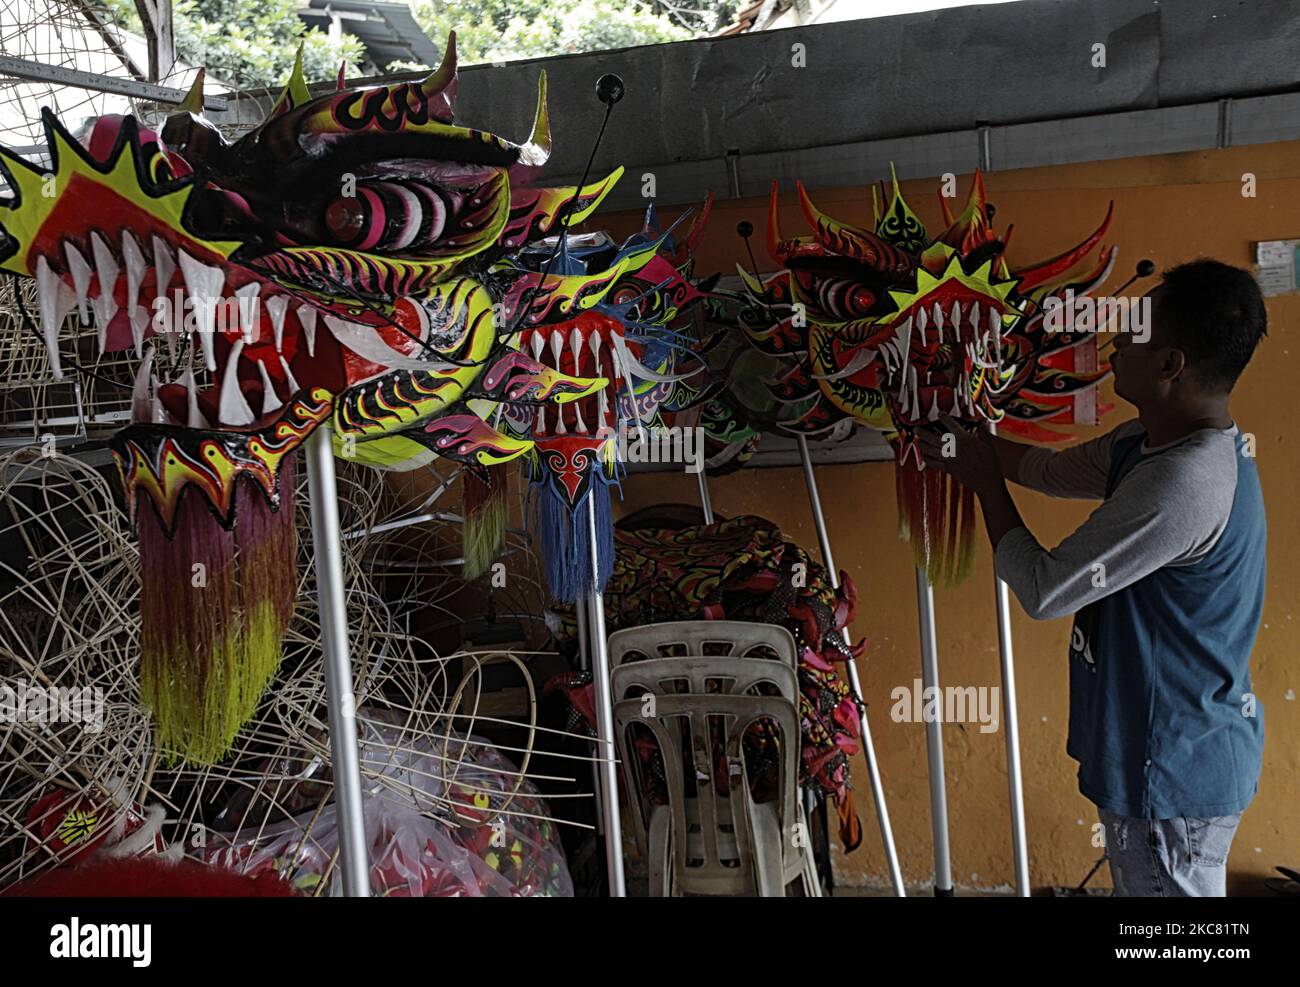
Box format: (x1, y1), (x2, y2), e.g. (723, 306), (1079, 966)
(29, 229), (462, 430)
(519, 322), (625, 439)
(880, 291), (1008, 425)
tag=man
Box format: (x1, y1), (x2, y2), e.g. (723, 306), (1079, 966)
(918, 259), (1268, 897)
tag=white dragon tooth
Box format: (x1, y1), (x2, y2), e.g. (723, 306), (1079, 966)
(278, 355), (300, 394)
(950, 300), (962, 337)
(570, 326), (582, 368)
(151, 236), (176, 294)
(910, 364), (921, 420)
(35, 255), (74, 379)
(131, 345), (156, 422)
(588, 329), (602, 369)
(235, 283), (261, 343)
(177, 249), (224, 371)
(969, 300), (981, 336)
(151, 384), (169, 425)
(529, 330), (545, 360)
(217, 338), (255, 426)
(265, 295), (289, 352)
(121, 233), (147, 356)
(89, 232), (120, 352)
(256, 359), (282, 415)
(63, 241), (93, 325)
(928, 389), (941, 421)
(296, 304), (318, 357)
(536, 403), (546, 434)
(549, 328), (563, 367)
(916, 306), (927, 334)
(572, 396), (586, 433)
(894, 317), (912, 366)
(129, 306), (150, 356)
(181, 368), (208, 428)
(932, 301), (944, 331)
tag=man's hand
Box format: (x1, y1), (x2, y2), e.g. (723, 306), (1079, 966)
(915, 416), (1005, 495)
(915, 416), (1027, 551)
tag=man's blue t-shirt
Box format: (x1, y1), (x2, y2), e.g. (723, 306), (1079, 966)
(997, 420), (1266, 819)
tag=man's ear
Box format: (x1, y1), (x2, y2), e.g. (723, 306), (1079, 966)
(1161, 347), (1187, 383)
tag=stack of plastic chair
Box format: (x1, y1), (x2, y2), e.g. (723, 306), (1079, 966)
(608, 621), (822, 896)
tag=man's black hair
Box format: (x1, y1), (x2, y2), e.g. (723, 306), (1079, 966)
(1157, 259), (1267, 391)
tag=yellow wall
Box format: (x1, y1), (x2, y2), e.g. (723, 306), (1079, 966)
(603, 141), (1300, 893)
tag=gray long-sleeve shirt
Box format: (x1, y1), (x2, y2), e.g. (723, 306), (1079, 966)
(995, 419), (1242, 620)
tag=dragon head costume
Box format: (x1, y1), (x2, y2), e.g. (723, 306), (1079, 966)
(739, 169), (1117, 584)
(0, 35), (642, 762)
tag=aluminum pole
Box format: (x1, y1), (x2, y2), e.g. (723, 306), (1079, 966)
(994, 575), (1030, 896)
(574, 583), (604, 837)
(586, 494), (626, 896)
(988, 423), (1030, 896)
(915, 568), (954, 895)
(695, 461), (714, 524)
(796, 435), (906, 897)
(305, 425), (371, 897)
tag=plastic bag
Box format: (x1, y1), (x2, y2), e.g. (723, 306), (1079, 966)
(204, 717), (572, 897)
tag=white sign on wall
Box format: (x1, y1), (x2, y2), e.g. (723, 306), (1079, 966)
(1254, 240), (1300, 297)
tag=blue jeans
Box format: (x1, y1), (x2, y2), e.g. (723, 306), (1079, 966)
(1099, 808), (1242, 897)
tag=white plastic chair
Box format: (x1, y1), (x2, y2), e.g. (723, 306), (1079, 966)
(608, 620), (822, 896)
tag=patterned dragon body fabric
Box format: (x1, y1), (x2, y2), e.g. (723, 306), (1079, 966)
(0, 34), (627, 763)
(735, 170), (1118, 584)
(548, 514), (865, 850)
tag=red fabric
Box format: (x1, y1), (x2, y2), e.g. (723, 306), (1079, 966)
(4, 856), (298, 897)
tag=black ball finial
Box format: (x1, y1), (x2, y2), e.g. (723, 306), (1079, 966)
(736, 220), (754, 239)
(1136, 259), (1157, 278)
(596, 74), (625, 106)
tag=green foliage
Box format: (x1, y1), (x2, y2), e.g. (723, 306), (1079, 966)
(105, 0), (740, 88)
(105, 0), (363, 89)
(408, 0), (700, 63)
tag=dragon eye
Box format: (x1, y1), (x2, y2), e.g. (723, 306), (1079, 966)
(322, 181), (448, 252)
(817, 277), (876, 319)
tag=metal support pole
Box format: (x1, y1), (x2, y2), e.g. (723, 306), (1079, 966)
(305, 425), (371, 897)
(796, 436), (906, 897)
(695, 463), (714, 524)
(995, 575), (1030, 896)
(915, 568), (954, 895)
(586, 495), (626, 896)
(575, 584), (603, 837)
(989, 424), (1030, 896)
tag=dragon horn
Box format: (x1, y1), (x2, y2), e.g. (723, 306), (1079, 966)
(264, 46), (310, 122)
(1012, 202), (1115, 292)
(767, 180), (787, 262)
(517, 70), (550, 166)
(796, 180), (914, 274)
(421, 31), (458, 121)
(178, 68), (205, 113)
